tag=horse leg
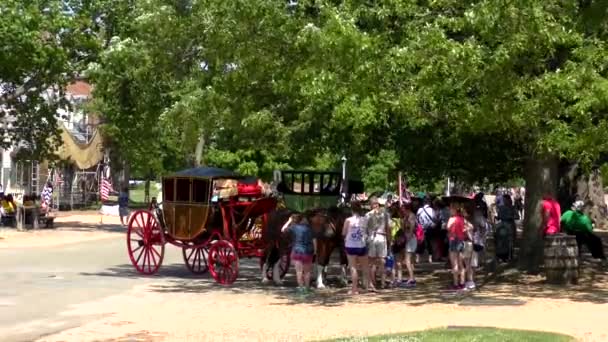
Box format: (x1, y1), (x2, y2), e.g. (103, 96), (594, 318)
(339, 245), (349, 287)
(315, 241), (328, 289)
(269, 246), (284, 285)
(260, 249), (271, 284)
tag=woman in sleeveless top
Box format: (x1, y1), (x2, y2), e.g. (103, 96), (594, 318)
(447, 203), (466, 290)
(342, 201), (370, 295)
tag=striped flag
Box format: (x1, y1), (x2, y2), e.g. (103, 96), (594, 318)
(53, 171), (63, 186)
(100, 177), (113, 202)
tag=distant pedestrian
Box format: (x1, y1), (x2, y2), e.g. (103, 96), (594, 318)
(119, 186), (130, 226)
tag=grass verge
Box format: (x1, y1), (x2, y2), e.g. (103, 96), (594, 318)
(320, 327), (575, 342)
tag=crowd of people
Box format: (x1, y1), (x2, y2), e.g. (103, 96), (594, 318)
(281, 193), (498, 294)
(280, 189), (606, 295)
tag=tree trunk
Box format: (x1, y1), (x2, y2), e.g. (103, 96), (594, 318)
(120, 159), (130, 193)
(558, 162), (607, 229)
(144, 177), (150, 204)
(519, 155), (559, 274)
(194, 132), (206, 167)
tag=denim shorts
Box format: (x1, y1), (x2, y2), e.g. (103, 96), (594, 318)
(291, 252), (313, 264)
(449, 239), (464, 253)
(346, 247), (367, 256)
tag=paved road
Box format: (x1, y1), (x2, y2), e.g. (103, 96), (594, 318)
(0, 236), (191, 342)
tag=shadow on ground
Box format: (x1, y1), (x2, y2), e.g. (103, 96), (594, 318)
(80, 251), (608, 308)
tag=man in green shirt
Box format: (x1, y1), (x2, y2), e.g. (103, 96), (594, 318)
(561, 201), (605, 260)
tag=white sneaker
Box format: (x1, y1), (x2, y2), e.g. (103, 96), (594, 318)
(465, 281), (476, 290)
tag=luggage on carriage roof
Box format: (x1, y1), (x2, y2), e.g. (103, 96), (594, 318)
(237, 177), (262, 196)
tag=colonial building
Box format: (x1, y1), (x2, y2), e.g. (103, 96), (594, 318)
(0, 80), (104, 208)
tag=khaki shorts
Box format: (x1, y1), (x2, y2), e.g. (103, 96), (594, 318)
(368, 235), (387, 258)
(471, 251), (480, 268)
(463, 241), (474, 259)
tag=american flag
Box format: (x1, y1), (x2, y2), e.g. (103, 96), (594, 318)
(54, 171), (63, 185)
(100, 177), (113, 202)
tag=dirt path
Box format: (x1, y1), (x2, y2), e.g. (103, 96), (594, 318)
(39, 263), (608, 342)
(0, 212), (122, 248)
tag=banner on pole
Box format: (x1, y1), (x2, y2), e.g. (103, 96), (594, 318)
(100, 204), (120, 216)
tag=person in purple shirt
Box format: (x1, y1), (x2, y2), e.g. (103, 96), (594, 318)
(282, 213), (315, 294)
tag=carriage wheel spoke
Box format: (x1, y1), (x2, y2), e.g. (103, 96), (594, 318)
(136, 213), (146, 231)
(187, 248), (196, 262)
(131, 244), (143, 255)
(142, 248), (149, 271)
(149, 246), (157, 267)
(133, 228), (143, 238)
(150, 245), (161, 259)
(135, 245), (145, 265)
(194, 249), (201, 269)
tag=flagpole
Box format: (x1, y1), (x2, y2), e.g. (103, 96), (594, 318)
(398, 171), (403, 206)
(99, 165), (103, 225)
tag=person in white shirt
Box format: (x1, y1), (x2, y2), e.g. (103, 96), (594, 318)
(416, 196), (438, 263)
(366, 197), (391, 290)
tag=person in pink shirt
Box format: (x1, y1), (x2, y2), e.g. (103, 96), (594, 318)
(541, 194), (561, 236)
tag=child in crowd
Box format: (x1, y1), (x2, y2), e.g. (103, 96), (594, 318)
(282, 213), (315, 294)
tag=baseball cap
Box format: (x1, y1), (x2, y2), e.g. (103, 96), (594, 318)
(572, 200), (584, 211)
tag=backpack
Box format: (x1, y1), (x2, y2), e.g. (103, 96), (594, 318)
(415, 223), (425, 243)
(417, 207), (437, 230)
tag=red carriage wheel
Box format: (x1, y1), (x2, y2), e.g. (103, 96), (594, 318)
(127, 210), (165, 275)
(208, 240), (239, 285)
(262, 249), (291, 280)
(182, 245), (209, 274)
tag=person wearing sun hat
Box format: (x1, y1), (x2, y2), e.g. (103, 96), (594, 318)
(561, 200), (605, 260)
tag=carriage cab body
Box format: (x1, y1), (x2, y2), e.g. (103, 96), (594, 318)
(160, 167), (251, 240)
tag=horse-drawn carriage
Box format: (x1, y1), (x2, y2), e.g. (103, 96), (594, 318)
(126, 167), (276, 285)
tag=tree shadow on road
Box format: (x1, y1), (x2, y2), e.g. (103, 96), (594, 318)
(81, 254), (608, 308)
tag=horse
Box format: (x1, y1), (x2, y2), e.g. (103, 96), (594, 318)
(261, 206), (351, 288)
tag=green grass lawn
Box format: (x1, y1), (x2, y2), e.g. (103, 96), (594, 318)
(128, 182), (160, 205)
(321, 327), (575, 342)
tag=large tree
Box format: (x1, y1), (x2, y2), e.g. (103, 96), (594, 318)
(0, 0), (96, 160)
(387, 0), (608, 272)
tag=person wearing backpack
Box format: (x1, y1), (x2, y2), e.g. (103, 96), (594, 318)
(416, 196), (439, 263)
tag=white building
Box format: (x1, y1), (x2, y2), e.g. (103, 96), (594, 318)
(0, 80), (104, 207)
